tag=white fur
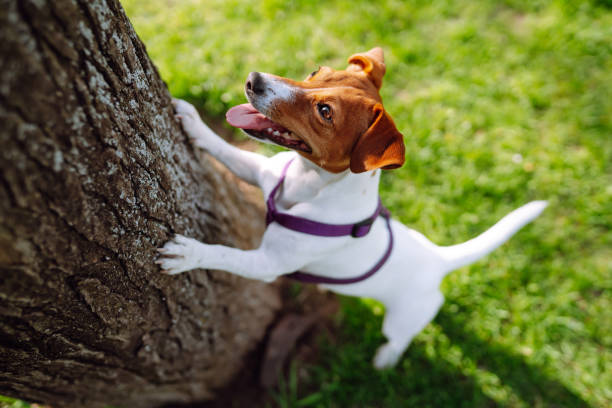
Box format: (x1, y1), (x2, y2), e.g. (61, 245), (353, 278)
(250, 73), (296, 116)
(159, 99), (547, 369)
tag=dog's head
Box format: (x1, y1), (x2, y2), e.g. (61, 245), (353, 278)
(226, 48), (405, 173)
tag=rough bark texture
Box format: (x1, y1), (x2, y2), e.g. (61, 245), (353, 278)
(0, 1), (280, 407)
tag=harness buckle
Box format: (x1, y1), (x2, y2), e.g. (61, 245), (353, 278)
(351, 216), (376, 238)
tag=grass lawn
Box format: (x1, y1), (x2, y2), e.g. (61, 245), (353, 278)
(117, 0), (611, 407)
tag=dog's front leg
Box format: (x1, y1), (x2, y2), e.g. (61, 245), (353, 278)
(156, 234), (302, 282)
(172, 99), (268, 187)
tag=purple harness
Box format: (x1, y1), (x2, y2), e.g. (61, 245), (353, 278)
(266, 158), (394, 284)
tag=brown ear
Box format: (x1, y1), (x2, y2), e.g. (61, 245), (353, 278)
(350, 104), (405, 173)
(347, 47), (386, 89)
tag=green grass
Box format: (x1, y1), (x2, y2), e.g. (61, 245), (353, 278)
(0, 396), (31, 408)
(118, 0), (612, 407)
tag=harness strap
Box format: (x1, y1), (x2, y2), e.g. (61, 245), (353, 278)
(265, 158), (394, 285)
(266, 159), (383, 238)
(286, 208), (393, 284)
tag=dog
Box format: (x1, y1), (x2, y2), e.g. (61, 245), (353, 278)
(156, 47), (547, 369)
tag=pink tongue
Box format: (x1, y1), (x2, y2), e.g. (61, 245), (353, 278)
(226, 103), (279, 130)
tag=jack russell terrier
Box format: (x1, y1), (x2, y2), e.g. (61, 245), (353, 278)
(156, 48), (547, 369)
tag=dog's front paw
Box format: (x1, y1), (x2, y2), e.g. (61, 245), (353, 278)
(172, 98), (199, 117)
(373, 342), (402, 370)
(156, 234), (205, 275)
(172, 98), (210, 148)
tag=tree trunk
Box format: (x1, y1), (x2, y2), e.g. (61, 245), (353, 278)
(0, 1), (280, 407)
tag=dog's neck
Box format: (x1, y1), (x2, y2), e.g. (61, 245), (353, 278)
(277, 153), (381, 220)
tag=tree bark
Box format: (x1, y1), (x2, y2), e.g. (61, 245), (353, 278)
(0, 1), (280, 407)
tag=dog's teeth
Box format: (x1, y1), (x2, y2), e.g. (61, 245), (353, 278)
(273, 131), (280, 136)
(282, 132), (290, 137)
(267, 128), (273, 132)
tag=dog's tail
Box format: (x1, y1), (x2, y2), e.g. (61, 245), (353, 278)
(439, 200), (548, 272)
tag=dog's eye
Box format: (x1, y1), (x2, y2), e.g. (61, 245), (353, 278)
(317, 103), (332, 121)
(307, 67), (321, 79)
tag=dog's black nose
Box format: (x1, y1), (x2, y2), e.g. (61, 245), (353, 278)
(246, 72), (266, 96)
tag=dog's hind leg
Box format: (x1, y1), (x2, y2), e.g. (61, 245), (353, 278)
(373, 291), (444, 369)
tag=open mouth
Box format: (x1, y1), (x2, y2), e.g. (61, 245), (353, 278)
(226, 104), (312, 153)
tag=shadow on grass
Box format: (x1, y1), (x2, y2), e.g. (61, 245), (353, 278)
(305, 298), (498, 407)
(311, 341), (499, 407)
(312, 298), (591, 407)
(435, 306), (590, 408)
